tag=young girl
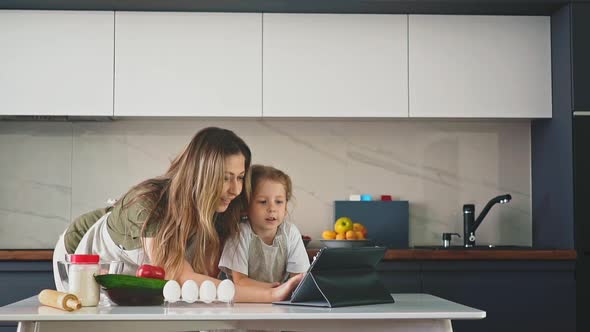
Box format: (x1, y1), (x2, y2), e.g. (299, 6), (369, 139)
(219, 165), (310, 288)
(53, 127), (301, 302)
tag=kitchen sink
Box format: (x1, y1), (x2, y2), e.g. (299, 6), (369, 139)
(413, 245), (533, 250)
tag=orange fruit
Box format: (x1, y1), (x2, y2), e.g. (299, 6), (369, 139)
(322, 230), (337, 240)
(353, 223), (368, 237)
(355, 231), (366, 240)
(335, 233), (346, 240)
(334, 217), (353, 234)
(345, 230), (357, 240)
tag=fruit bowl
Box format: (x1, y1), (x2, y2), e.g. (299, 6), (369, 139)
(320, 239), (373, 248)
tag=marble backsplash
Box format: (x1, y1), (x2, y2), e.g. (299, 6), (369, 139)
(0, 118), (531, 249)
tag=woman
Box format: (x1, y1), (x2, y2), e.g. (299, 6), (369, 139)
(53, 127), (302, 302)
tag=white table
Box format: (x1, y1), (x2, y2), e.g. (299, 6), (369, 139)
(0, 293), (485, 332)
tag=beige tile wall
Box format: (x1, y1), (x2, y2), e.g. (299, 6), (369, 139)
(0, 118), (531, 248)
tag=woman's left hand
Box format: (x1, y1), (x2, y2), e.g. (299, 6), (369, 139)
(270, 273), (304, 302)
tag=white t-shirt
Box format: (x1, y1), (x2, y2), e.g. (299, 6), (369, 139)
(219, 221), (310, 283)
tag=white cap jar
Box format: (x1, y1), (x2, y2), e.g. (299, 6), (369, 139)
(68, 254), (100, 306)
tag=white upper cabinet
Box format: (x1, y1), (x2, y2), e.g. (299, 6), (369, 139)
(409, 15), (552, 118)
(114, 12), (262, 117)
(263, 14), (408, 117)
(0, 11), (114, 116)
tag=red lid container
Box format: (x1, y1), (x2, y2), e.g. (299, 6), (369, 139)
(381, 195), (393, 201)
(70, 254), (100, 264)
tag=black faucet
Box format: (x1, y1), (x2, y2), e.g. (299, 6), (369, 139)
(463, 194), (512, 247)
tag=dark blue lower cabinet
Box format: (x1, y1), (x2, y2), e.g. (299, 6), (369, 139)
(377, 261), (421, 293)
(576, 255), (590, 332)
(420, 261), (576, 332)
(0, 261), (55, 332)
(0, 325), (17, 332)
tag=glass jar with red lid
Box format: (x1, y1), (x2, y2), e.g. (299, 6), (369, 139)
(68, 254), (100, 306)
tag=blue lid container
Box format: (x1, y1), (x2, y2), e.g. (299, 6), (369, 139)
(360, 194), (372, 201)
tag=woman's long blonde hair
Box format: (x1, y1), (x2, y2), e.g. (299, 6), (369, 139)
(120, 127), (251, 279)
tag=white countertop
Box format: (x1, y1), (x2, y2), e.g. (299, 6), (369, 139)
(0, 293), (485, 322)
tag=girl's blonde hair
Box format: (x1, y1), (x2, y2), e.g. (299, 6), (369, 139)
(249, 165), (293, 203)
(121, 127), (251, 279)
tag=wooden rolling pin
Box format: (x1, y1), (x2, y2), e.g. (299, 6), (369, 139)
(38, 289), (81, 311)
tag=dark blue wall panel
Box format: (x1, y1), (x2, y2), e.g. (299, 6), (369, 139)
(531, 4), (574, 249)
(335, 201), (409, 248)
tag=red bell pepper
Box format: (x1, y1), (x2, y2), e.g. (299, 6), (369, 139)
(136, 264), (166, 280)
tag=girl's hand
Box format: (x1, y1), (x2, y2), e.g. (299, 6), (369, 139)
(233, 270), (282, 288)
(270, 273), (303, 302)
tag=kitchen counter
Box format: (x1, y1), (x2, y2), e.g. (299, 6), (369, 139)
(309, 248), (576, 260)
(0, 248), (576, 261)
(0, 293), (485, 332)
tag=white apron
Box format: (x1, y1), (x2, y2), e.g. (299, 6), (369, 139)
(53, 212), (146, 292)
(247, 231), (288, 283)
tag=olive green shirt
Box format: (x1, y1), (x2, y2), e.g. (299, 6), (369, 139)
(64, 193), (159, 254)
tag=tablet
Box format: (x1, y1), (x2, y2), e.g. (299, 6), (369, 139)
(273, 246), (393, 307)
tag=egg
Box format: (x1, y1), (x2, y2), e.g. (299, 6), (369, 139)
(217, 279), (235, 303)
(199, 280), (216, 303)
(181, 280), (199, 303)
(163, 280), (181, 303)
